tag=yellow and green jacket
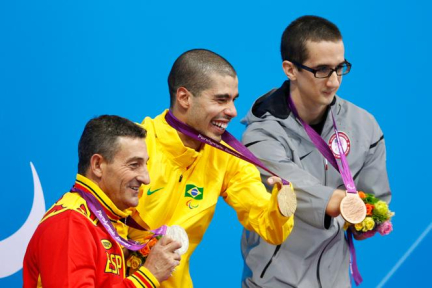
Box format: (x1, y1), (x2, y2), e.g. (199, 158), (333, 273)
(129, 110), (294, 288)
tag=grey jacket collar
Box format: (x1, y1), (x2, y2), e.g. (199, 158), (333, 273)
(250, 80), (337, 120)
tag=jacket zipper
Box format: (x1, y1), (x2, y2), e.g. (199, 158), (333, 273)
(317, 218), (341, 287)
(324, 159), (328, 186)
(260, 244), (281, 278)
(315, 158), (331, 287)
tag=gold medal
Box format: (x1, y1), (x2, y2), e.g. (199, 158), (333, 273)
(277, 185), (297, 217)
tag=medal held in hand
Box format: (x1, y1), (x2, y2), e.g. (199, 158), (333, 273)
(125, 225), (189, 274)
(340, 193), (366, 224)
(277, 184), (297, 217)
(166, 225), (189, 255)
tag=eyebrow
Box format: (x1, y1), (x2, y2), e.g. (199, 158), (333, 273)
(315, 61), (346, 68)
(127, 156), (145, 163)
(214, 93), (240, 100)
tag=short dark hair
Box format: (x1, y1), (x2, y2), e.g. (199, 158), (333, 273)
(167, 49), (237, 107)
(281, 15), (342, 64)
(78, 115), (147, 174)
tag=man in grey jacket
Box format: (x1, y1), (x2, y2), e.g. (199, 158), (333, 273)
(241, 16), (391, 288)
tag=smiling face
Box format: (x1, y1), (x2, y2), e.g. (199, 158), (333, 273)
(181, 73), (239, 147)
(97, 136), (150, 211)
(287, 40), (345, 121)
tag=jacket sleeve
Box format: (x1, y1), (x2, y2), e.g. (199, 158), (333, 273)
(242, 120), (336, 230)
(125, 266), (160, 288)
(23, 210), (159, 288)
(354, 114), (391, 203)
(221, 153), (294, 245)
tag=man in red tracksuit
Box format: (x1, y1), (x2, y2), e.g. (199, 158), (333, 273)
(23, 115), (182, 288)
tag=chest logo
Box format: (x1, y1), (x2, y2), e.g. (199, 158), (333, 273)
(147, 187), (163, 196)
(186, 199), (199, 209)
(185, 184), (204, 200)
(328, 131), (351, 159)
(101, 239), (113, 250)
(105, 252), (122, 275)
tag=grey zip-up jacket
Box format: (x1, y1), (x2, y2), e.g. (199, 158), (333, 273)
(241, 81), (391, 288)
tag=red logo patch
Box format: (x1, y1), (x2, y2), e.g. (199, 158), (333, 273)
(328, 131), (351, 159)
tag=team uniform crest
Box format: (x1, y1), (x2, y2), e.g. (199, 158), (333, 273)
(328, 131), (351, 159)
(101, 239), (113, 250)
(184, 184), (204, 200)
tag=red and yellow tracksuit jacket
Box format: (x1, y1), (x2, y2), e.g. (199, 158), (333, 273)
(23, 174), (159, 288)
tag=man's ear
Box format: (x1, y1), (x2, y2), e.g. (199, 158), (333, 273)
(282, 60), (297, 80)
(89, 154), (105, 178)
(176, 87), (191, 109)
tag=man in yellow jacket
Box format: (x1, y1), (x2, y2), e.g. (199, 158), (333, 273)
(130, 49), (296, 287)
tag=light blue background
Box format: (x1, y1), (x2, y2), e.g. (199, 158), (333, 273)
(1, 1), (430, 287)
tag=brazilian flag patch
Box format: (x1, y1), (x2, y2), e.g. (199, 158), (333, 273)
(185, 184), (204, 200)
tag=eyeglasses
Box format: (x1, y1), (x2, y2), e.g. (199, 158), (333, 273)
(290, 60), (352, 78)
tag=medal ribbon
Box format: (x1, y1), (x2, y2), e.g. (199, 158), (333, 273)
(287, 96), (356, 192)
(287, 95), (362, 285)
(165, 110), (290, 186)
(71, 186), (166, 251)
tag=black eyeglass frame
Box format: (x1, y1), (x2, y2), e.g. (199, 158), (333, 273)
(290, 60), (352, 78)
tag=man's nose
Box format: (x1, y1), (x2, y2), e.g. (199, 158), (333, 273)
(138, 169), (150, 185)
(326, 71), (341, 88)
(224, 101), (237, 118)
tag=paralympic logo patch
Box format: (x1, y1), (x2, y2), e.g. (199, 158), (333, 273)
(186, 199), (199, 209)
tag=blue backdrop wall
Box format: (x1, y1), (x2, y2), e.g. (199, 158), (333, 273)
(1, 1), (430, 287)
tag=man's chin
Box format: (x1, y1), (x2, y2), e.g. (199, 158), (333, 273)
(127, 198), (139, 209)
(322, 92), (336, 101)
(208, 134), (222, 143)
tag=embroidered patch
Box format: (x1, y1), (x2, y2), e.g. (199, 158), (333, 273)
(105, 252), (122, 275)
(328, 131), (351, 159)
(184, 184), (204, 200)
(186, 199), (199, 209)
(101, 239), (113, 250)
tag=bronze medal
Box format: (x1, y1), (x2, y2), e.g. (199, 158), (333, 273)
(340, 193), (366, 224)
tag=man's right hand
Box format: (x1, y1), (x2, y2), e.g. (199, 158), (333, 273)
(268, 176), (297, 217)
(143, 236), (182, 282)
(326, 189), (346, 217)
